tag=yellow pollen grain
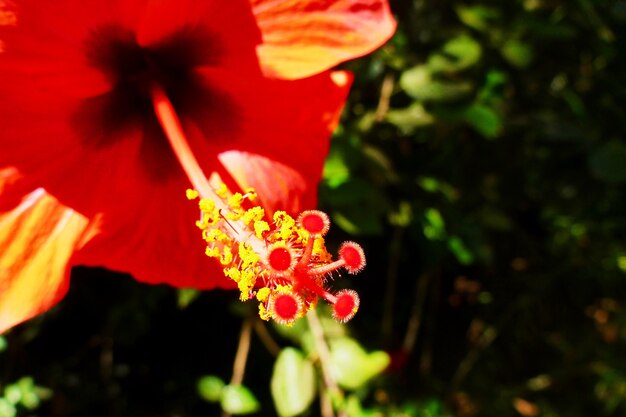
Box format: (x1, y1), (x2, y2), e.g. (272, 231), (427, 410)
(256, 287), (271, 302)
(244, 188), (257, 201)
(274, 211), (296, 240)
(228, 193), (244, 210)
(204, 228), (231, 244)
(243, 206), (265, 225)
(204, 211), (221, 226)
(238, 282), (252, 301)
(274, 284), (293, 295)
(254, 220), (270, 239)
(313, 236), (332, 263)
(224, 266), (240, 281)
(295, 228), (308, 244)
(216, 183), (229, 199)
(258, 303), (271, 321)
(205, 246), (221, 258)
(273, 211), (287, 225)
(225, 210), (242, 221)
(220, 246), (233, 265)
(199, 198), (215, 213)
(237, 269), (257, 299)
(239, 243), (260, 268)
(186, 189), (199, 200)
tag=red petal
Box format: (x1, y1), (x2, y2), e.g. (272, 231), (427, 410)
(0, 2), (352, 290)
(0, 1), (110, 98)
(134, 0), (262, 70)
(252, 0), (396, 79)
(0, 74), (351, 289)
(0, 171), (95, 333)
(211, 70), (352, 214)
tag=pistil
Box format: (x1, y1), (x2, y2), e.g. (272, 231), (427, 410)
(150, 83), (213, 198)
(150, 82), (267, 256)
(149, 81), (364, 324)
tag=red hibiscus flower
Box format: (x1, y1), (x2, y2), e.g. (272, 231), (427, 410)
(0, 0), (395, 333)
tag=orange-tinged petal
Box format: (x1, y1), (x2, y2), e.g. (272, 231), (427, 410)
(252, 0), (396, 79)
(0, 186), (96, 334)
(219, 151), (308, 215)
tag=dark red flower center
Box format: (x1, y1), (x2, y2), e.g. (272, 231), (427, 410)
(72, 24), (240, 179)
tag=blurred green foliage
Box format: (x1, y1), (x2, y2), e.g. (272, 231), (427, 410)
(3, 0), (626, 416)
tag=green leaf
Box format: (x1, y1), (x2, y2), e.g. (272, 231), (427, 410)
(456, 5), (500, 32)
(589, 141), (626, 183)
(427, 35), (482, 73)
(197, 375), (225, 403)
(385, 103), (435, 134)
(399, 65), (429, 98)
(323, 147), (351, 188)
(0, 336), (7, 353)
(417, 177), (459, 201)
(329, 338), (390, 390)
(461, 104), (502, 139)
(0, 398), (16, 417)
(3, 386), (21, 406)
(477, 70), (508, 103)
(177, 288), (200, 309)
(20, 391), (40, 410)
(345, 394), (380, 417)
(423, 208), (446, 240)
(220, 385), (260, 415)
(271, 348), (316, 417)
(447, 236), (474, 265)
(400, 65), (473, 102)
(500, 40), (534, 68)
(389, 201), (413, 227)
(272, 317), (310, 345)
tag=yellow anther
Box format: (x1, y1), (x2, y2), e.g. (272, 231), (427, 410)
(256, 287), (271, 302)
(186, 189), (199, 200)
(216, 183), (229, 199)
(195, 219), (208, 230)
(225, 210), (243, 221)
(258, 304), (271, 321)
(204, 228), (231, 244)
(238, 282), (252, 301)
(239, 243), (260, 268)
(237, 269), (257, 298)
(220, 246), (233, 265)
(273, 211), (296, 240)
(205, 246), (221, 258)
(224, 266), (240, 281)
(254, 220), (270, 239)
(228, 193), (244, 210)
(242, 206), (265, 225)
(295, 227), (308, 243)
(244, 188), (257, 201)
(313, 236), (332, 263)
(199, 198), (215, 213)
(275, 284), (294, 294)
